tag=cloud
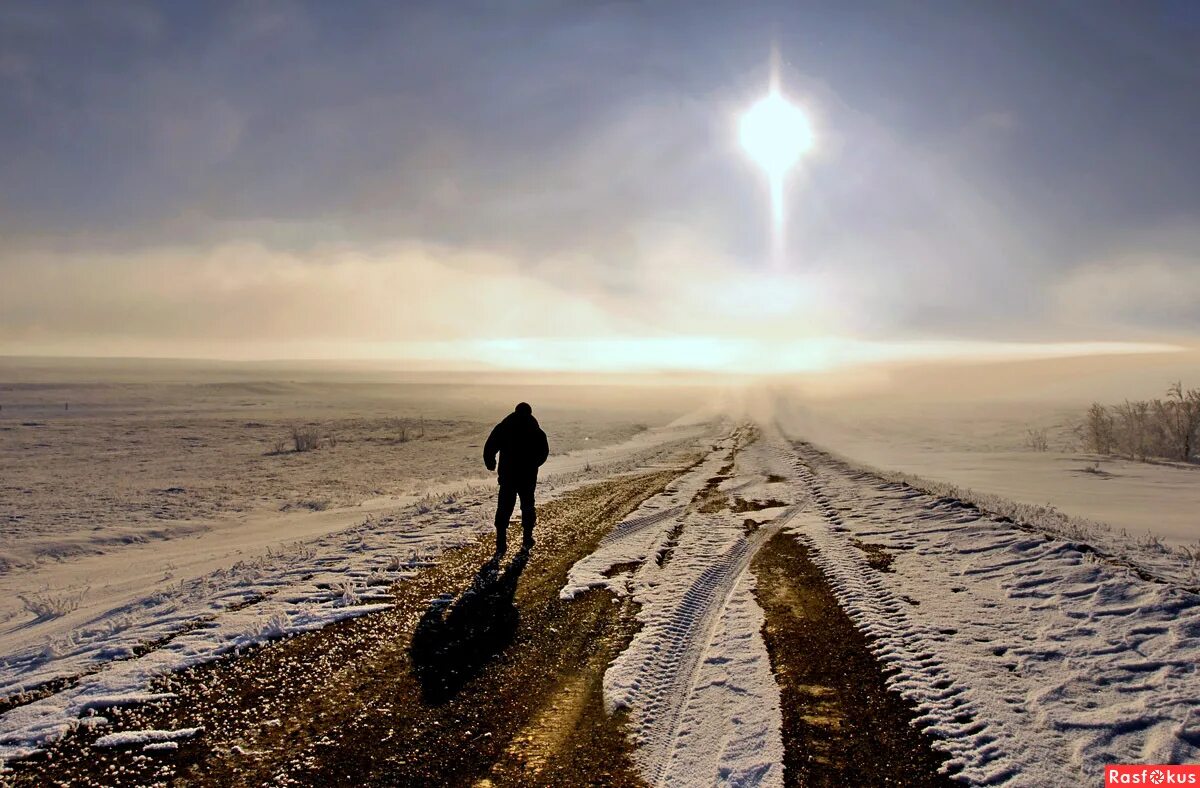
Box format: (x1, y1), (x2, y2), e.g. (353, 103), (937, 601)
(0, 241), (622, 358)
(0, 236), (1178, 372)
(1054, 252), (1200, 334)
(0, 232), (846, 356)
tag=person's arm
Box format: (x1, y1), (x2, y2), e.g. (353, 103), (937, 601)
(536, 428), (549, 467)
(483, 423), (502, 471)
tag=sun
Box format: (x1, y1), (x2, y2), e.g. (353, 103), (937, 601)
(738, 87), (814, 267)
(738, 90), (813, 178)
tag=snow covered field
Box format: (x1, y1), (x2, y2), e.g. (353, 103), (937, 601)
(0, 362), (693, 568)
(787, 399), (1200, 547)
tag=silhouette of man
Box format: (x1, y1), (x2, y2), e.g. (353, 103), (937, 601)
(484, 402), (549, 552)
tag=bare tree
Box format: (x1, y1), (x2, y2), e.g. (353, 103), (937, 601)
(1087, 382), (1200, 464)
(1113, 400), (1152, 460)
(1084, 403), (1115, 455)
(1156, 382), (1200, 462)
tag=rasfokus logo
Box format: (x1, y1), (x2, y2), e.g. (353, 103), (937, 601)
(1107, 765), (1200, 785)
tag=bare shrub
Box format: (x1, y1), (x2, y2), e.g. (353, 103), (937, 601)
(291, 425), (322, 452)
(19, 587), (88, 619)
(333, 580), (360, 606)
(286, 498), (330, 512)
(1024, 426), (1049, 452)
(382, 418), (411, 443)
(1113, 400), (1153, 460)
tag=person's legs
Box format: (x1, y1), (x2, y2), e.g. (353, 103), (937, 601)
(494, 483), (517, 552)
(517, 479), (537, 547)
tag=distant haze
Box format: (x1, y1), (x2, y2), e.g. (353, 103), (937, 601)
(2, 2), (1198, 374)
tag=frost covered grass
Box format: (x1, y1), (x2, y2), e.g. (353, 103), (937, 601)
(17, 588), (88, 620)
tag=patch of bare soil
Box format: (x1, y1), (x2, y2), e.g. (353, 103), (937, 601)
(850, 538), (896, 572)
(751, 531), (954, 787)
(692, 462), (734, 513)
(695, 486), (730, 513)
(731, 496), (789, 513)
(8, 469), (682, 787)
(692, 425), (767, 515)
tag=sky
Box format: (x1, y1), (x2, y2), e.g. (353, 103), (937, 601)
(1, 0), (1198, 373)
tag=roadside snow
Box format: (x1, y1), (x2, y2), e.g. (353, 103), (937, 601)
(790, 440), (1200, 784)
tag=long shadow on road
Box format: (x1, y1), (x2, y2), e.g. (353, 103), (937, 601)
(5, 468), (684, 787)
(410, 549), (530, 704)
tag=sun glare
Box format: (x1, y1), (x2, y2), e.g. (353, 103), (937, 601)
(739, 87), (813, 266)
(738, 90), (813, 178)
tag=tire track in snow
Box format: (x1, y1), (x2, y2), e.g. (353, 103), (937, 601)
(790, 443), (1045, 784)
(792, 455), (1004, 783)
(600, 432), (808, 787)
(623, 511), (799, 787)
(560, 433), (742, 599)
(598, 505), (686, 547)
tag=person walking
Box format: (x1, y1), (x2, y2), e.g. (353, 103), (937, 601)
(483, 402), (549, 553)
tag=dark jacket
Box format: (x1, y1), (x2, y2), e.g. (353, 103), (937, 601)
(484, 410), (550, 485)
